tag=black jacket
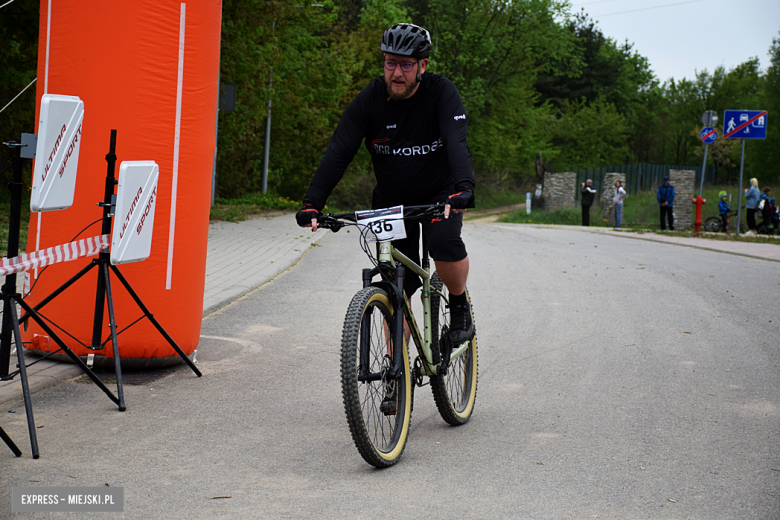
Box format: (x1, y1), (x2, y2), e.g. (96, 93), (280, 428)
(581, 185), (597, 207)
(303, 73), (474, 209)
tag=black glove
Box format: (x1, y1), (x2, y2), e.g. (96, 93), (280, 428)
(295, 203), (321, 227)
(446, 189), (475, 210)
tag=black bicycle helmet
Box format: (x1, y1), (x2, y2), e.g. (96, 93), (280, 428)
(381, 23), (431, 59)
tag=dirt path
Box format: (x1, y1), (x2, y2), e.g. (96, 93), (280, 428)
(465, 202), (525, 223)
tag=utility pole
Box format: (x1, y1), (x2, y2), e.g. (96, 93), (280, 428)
(260, 5), (323, 194)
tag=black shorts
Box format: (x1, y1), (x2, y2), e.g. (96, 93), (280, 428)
(373, 188), (468, 296)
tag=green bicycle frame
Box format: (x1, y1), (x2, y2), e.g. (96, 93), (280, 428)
(375, 240), (470, 377)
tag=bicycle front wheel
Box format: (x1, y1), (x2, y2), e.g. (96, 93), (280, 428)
(429, 272), (478, 426)
(340, 287), (411, 467)
(704, 217), (722, 233)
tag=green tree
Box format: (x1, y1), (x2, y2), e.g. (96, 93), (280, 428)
(426, 0), (573, 116)
(535, 11), (659, 167)
(747, 31), (780, 185)
(535, 11), (619, 107)
(0, 1), (39, 188)
(217, 0), (352, 199)
(547, 97), (630, 170)
(655, 77), (703, 165)
(423, 0), (575, 183)
(216, 0), (285, 198)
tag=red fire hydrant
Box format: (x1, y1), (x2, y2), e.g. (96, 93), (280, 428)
(692, 196), (706, 233)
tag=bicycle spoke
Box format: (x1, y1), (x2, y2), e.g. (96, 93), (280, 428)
(355, 298), (401, 454)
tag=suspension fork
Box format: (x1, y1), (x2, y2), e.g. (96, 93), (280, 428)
(358, 262), (405, 381)
(389, 265), (406, 380)
(358, 267), (378, 381)
(360, 237), (406, 381)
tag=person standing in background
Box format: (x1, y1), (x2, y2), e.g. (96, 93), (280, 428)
(744, 178), (760, 236)
(657, 176), (675, 231)
(759, 187), (772, 226)
(581, 179), (596, 226)
(612, 180), (627, 228)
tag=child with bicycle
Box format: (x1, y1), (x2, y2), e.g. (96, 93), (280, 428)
(718, 191), (731, 232)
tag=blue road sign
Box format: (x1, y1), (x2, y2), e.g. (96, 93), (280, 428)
(700, 127), (717, 143)
(723, 110), (767, 139)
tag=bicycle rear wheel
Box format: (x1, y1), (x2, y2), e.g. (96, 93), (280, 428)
(340, 287), (411, 467)
(729, 218), (747, 233)
(429, 272), (478, 426)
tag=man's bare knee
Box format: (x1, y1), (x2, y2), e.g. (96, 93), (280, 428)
(434, 256), (469, 295)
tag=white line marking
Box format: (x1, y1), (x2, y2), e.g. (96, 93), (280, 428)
(36, 0), (53, 278)
(166, 3), (186, 290)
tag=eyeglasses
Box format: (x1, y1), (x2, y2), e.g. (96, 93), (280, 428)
(384, 60), (417, 73)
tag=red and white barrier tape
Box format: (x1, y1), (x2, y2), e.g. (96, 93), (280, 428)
(0, 234), (109, 276)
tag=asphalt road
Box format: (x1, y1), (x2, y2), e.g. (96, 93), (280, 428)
(1, 221), (779, 519)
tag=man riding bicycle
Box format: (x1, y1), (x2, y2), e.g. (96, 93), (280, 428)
(295, 23), (475, 344)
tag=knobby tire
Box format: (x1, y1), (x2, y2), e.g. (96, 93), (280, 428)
(340, 287), (411, 467)
(429, 272), (478, 426)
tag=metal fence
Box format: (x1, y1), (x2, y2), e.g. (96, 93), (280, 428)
(571, 163), (716, 201)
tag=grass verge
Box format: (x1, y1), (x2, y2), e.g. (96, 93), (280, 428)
(475, 185), (528, 209)
(501, 185), (778, 230)
(210, 193), (302, 222)
(210, 184), (530, 222)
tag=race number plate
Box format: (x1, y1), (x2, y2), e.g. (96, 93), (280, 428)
(355, 206), (406, 242)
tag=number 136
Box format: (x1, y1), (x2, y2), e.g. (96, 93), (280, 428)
(371, 220), (393, 233)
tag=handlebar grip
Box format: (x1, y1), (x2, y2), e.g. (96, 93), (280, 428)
(316, 215), (344, 232)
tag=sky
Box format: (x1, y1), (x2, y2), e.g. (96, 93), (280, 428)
(569, 0), (780, 84)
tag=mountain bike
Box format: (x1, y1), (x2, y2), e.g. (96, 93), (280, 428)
(704, 209), (746, 233)
(317, 203), (478, 467)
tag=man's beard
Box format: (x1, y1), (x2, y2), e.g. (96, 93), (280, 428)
(385, 75), (417, 100)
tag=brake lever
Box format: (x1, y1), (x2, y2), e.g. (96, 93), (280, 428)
(428, 203), (446, 219)
(317, 216), (343, 233)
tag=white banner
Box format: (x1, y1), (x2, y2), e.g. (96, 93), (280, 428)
(111, 161), (159, 265)
(31, 94), (84, 212)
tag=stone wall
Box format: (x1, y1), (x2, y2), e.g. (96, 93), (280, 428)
(600, 172), (627, 225)
(668, 170), (695, 229)
(541, 172), (576, 211)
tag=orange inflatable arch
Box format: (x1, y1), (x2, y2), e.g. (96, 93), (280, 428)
(24, 1), (222, 368)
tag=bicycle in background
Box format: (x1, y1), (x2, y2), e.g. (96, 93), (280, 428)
(704, 209), (746, 234)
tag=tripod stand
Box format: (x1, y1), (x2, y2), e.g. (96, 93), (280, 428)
(1, 130), (201, 459)
(0, 137), (99, 458)
(1, 138), (35, 457)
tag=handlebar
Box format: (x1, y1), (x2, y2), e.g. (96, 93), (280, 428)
(317, 203), (447, 232)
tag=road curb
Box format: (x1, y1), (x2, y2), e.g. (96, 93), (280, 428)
(202, 229), (329, 315)
(492, 222), (780, 264)
(596, 231), (780, 264)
